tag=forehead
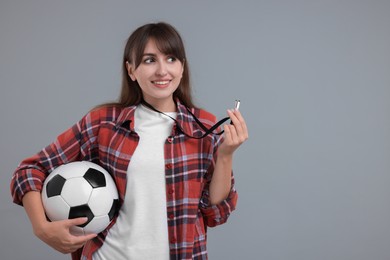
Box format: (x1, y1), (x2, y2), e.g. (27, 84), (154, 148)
(143, 39), (162, 54)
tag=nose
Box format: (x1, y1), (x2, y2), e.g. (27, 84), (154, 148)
(156, 61), (168, 76)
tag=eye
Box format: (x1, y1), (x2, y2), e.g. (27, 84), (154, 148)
(167, 56), (177, 63)
(143, 57), (155, 64)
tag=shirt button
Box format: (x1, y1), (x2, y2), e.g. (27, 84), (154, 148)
(167, 136), (173, 143)
(170, 238), (177, 243)
(166, 164), (172, 169)
(169, 214), (174, 219)
(167, 189), (174, 199)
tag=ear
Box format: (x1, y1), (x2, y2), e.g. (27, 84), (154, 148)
(180, 59), (185, 77)
(126, 61), (137, 81)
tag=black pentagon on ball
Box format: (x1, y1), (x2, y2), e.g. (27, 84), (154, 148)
(108, 199), (120, 221)
(46, 174), (66, 197)
(69, 204), (94, 227)
(83, 168), (106, 188)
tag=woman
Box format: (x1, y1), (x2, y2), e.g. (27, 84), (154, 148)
(11, 22), (248, 260)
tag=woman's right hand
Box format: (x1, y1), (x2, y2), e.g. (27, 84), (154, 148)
(22, 191), (96, 254)
(34, 217), (97, 254)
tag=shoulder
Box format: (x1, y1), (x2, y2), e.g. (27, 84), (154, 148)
(89, 105), (125, 118)
(83, 105), (126, 125)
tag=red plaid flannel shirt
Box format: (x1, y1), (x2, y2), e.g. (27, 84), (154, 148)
(11, 100), (238, 260)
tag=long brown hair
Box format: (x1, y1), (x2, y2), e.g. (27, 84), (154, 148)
(99, 22), (195, 109)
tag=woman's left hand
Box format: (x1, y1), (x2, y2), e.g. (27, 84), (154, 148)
(218, 109), (249, 156)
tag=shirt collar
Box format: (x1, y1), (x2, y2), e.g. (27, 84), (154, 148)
(115, 99), (194, 136)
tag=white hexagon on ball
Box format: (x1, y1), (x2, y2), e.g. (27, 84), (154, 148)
(61, 178), (93, 207)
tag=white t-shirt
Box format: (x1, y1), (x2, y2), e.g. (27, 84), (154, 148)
(93, 104), (176, 260)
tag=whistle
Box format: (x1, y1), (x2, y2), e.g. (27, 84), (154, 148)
(234, 100), (240, 110)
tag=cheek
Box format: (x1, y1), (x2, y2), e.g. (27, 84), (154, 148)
(132, 69), (148, 82)
(176, 66), (184, 79)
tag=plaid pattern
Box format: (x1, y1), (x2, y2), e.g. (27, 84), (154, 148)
(11, 100), (238, 260)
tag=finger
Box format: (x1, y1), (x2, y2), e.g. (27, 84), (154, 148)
(231, 109), (249, 139)
(73, 233), (97, 244)
(227, 124), (238, 145)
(228, 110), (245, 138)
(67, 233), (97, 253)
(232, 109), (246, 128)
(65, 217), (89, 227)
(228, 110), (242, 129)
(223, 124), (232, 143)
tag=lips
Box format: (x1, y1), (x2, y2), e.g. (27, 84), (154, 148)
(151, 80), (172, 88)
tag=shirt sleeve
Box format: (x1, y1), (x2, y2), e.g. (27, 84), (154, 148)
(199, 134), (238, 227)
(10, 110), (100, 206)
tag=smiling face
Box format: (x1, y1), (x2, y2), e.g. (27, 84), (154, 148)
(126, 38), (184, 112)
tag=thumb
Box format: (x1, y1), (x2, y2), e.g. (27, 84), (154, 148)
(66, 217), (89, 227)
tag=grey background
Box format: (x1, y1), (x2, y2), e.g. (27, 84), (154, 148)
(1, 0), (390, 259)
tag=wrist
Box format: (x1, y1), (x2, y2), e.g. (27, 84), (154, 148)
(217, 153), (233, 163)
(33, 219), (49, 237)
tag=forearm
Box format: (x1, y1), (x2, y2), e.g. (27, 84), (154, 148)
(208, 108), (248, 205)
(22, 191), (49, 235)
(208, 154), (233, 205)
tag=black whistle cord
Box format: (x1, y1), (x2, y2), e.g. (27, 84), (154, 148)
(140, 100), (230, 139)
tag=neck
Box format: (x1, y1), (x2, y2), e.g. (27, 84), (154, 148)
(141, 98), (176, 113)
(141, 99), (176, 112)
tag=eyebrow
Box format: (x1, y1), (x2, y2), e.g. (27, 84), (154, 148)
(142, 53), (157, 57)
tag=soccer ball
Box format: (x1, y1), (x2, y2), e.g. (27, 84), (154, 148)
(41, 161), (119, 235)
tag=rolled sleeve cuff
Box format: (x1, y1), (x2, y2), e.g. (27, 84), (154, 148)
(200, 188), (238, 227)
(11, 167), (46, 206)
